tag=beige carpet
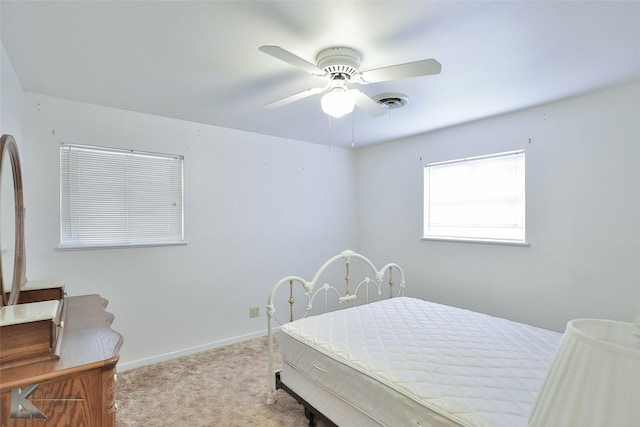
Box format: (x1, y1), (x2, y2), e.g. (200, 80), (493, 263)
(115, 335), (330, 427)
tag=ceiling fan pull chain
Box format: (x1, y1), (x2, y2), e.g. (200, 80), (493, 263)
(327, 115), (332, 152)
(351, 114), (355, 148)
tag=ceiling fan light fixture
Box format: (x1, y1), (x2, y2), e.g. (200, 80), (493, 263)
(321, 86), (355, 118)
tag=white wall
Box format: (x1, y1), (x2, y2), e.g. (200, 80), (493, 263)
(21, 94), (357, 369)
(356, 82), (640, 331)
(1, 43), (24, 141)
(8, 62), (640, 367)
(1, 41), (25, 292)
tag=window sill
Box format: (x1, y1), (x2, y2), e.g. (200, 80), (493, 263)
(56, 241), (188, 250)
(421, 236), (529, 247)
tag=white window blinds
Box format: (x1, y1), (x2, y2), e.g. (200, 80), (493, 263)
(423, 150), (525, 243)
(60, 144), (184, 248)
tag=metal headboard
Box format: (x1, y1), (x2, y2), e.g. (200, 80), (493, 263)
(266, 249), (405, 404)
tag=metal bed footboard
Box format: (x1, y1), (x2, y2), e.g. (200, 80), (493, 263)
(266, 249), (405, 405)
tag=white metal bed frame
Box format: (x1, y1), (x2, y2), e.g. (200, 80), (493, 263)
(266, 249), (405, 423)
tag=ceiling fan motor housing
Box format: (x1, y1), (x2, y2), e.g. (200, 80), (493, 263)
(316, 47), (361, 80)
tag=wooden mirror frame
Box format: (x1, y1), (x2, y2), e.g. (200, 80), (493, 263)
(0, 134), (26, 307)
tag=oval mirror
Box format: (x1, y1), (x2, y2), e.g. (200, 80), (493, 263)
(0, 134), (26, 306)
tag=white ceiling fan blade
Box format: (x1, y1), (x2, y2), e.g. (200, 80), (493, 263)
(263, 86), (326, 109)
(361, 59), (441, 83)
(259, 45), (326, 77)
(353, 91), (387, 117)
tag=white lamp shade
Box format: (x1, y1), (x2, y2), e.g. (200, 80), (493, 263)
(321, 87), (355, 118)
(528, 319), (640, 427)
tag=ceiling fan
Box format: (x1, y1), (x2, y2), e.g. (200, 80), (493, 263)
(259, 45), (441, 118)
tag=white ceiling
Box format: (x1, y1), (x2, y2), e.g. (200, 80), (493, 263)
(2, 1), (640, 148)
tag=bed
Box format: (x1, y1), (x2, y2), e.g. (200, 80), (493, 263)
(266, 250), (562, 426)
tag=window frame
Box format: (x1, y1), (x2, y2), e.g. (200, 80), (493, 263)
(59, 143), (186, 250)
(422, 149), (528, 246)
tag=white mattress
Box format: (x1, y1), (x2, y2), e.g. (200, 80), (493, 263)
(279, 297), (562, 427)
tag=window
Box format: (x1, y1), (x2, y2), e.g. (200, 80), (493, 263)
(423, 150), (525, 244)
(60, 144), (184, 248)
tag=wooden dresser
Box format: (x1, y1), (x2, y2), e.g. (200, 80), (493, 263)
(0, 295), (123, 426)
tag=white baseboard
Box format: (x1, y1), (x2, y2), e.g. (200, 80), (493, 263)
(117, 329), (267, 372)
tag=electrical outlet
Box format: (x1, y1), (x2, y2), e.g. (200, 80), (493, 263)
(249, 306), (260, 318)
